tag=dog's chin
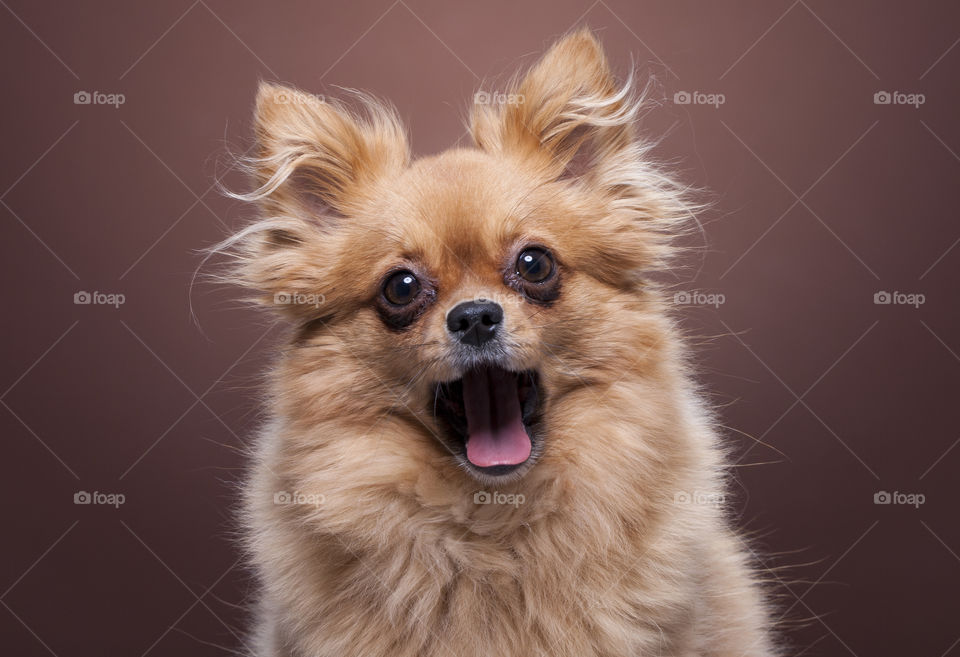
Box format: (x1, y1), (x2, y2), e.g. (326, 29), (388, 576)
(431, 364), (544, 483)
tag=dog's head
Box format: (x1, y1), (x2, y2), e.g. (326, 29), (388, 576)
(227, 30), (692, 487)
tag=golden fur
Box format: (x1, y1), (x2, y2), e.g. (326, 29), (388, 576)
(225, 29), (775, 656)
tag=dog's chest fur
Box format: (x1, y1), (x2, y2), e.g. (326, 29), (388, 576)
(247, 455), (768, 657)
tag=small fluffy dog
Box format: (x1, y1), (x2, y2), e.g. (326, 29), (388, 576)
(226, 29), (774, 657)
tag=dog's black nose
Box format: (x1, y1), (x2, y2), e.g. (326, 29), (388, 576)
(446, 301), (503, 347)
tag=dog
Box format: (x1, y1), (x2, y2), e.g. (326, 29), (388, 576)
(223, 28), (775, 657)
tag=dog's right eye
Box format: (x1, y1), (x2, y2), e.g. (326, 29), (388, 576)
(382, 271), (421, 305)
(516, 248), (554, 282)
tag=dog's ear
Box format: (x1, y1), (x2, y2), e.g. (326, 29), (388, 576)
(218, 84), (409, 320)
(248, 82), (408, 220)
(471, 29), (634, 183)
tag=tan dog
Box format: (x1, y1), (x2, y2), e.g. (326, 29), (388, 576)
(225, 28), (775, 657)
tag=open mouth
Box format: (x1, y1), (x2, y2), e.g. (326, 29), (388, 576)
(433, 366), (542, 477)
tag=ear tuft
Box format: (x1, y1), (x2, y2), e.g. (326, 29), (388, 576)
(239, 82), (409, 220)
(471, 28), (635, 179)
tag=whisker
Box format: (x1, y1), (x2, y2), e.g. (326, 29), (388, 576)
(395, 357), (441, 402)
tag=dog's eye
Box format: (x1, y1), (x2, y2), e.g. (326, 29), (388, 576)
(382, 271), (421, 305)
(516, 248), (554, 282)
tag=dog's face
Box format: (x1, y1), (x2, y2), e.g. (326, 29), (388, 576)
(232, 31), (690, 486)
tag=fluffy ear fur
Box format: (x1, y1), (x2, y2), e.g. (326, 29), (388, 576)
(249, 82), (408, 218)
(219, 83), (409, 319)
(471, 29), (634, 182)
(472, 29), (699, 281)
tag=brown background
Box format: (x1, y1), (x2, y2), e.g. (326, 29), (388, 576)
(1, 1), (958, 655)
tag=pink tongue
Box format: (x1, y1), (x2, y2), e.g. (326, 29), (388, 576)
(463, 367), (532, 468)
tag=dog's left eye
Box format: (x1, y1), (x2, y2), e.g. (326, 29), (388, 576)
(382, 271), (421, 305)
(516, 248), (554, 282)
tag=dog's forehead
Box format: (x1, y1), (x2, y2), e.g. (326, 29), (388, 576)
(389, 149), (532, 263)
